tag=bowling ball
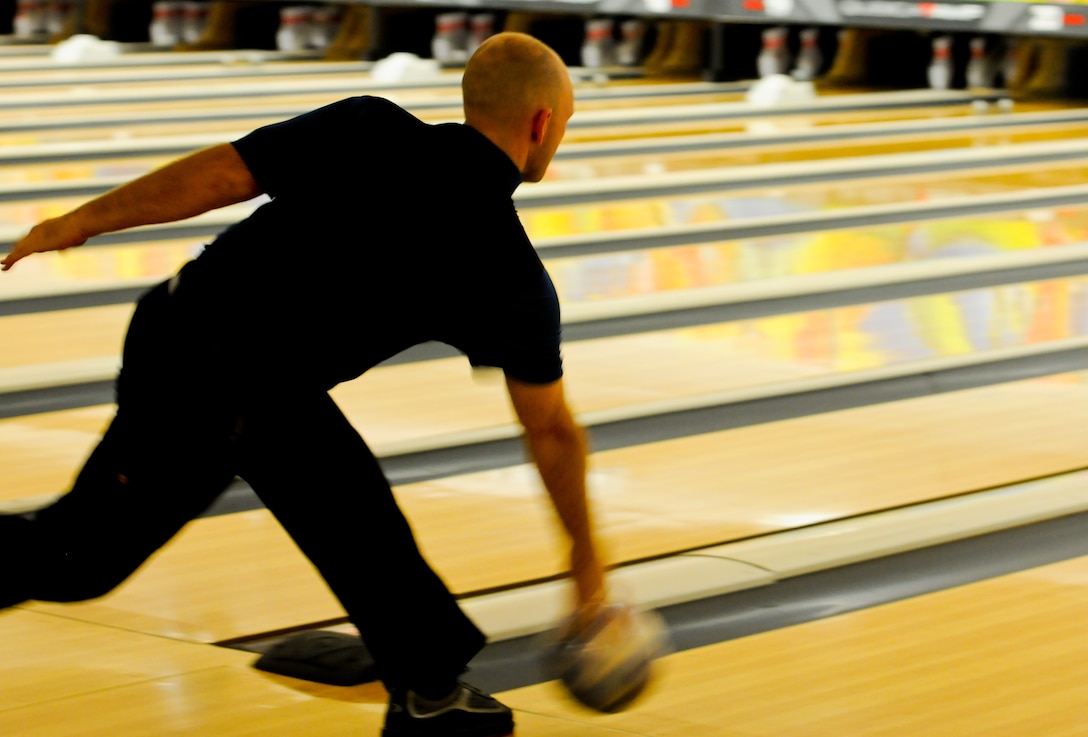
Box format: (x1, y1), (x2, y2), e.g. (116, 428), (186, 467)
(542, 603), (669, 712)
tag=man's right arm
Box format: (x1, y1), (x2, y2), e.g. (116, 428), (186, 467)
(1, 143), (261, 271)
(505, 375), (608, 623)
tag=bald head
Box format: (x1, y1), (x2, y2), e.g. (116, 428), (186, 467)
(463, 32), (568, 129)
(461, 32), (573, 182)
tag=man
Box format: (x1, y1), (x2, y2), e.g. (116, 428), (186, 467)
(1, 32), (607, 737)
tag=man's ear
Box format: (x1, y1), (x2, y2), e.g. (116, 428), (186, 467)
(530, 108), (553, 143)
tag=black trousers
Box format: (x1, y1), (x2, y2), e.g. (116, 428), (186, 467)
(0, 280), (485, 692)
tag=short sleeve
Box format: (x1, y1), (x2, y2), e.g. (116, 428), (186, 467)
(231, 97), (373, 198)
(465, 269), (564, 385)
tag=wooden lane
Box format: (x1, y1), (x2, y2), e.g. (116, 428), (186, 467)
(546, 118), (1088, 180)
(0, 70), (464, 102)
(1, 70), (741, 112)
(2, 91), (1046, 149)
(499, 554), (1088, 737)
(8, 558), (1088, 735)
(0, 97), (986, 145)
(18, 372), (1088, 641)
(9, 119), (1088, 230)
(0, 608), (249, 712)
(0, 607), (620, 737)
(0, 608), (394, 737)
(3, 187), (1088, 397)
(4, 269), (1087, 481)
(0, 59), (379, 86)
(6, 112), (1088, 198)
(6, 178), (1088, 311)
(0, 238), (202, 302)
(0, 83), (752, 149)
(524, 157), (1088, 236)
(0, 46), (320, 65)
(0, 80), (745, 127)
(563, 100), (1067, 144)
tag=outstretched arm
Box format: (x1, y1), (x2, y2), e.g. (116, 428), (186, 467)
(505, 375), (607, 622)
(1, 143), (261, 271)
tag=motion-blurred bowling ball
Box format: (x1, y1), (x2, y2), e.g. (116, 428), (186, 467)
(542, 603), (669, 712)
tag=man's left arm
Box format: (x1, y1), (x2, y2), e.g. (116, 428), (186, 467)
(2, 143), (261, 271)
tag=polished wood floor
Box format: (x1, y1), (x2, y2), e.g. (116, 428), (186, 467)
(2, 41), (1087, 737)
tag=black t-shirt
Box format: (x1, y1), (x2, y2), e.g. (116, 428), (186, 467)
(173, 96), (563, 390)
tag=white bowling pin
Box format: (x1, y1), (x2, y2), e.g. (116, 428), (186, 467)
(581, 18), (615, 69)
(792, 28), (822, 81)
(308, 7), (342, 50)
(45, 0), (71, 35)
(149, 1), (184, 46)
(276, 6), (312, 53)
(616, 19), (647, 66)
(758, 27), (790, 78)
(181, 1), (208, 45)
(14, 0), (46, 38)
(966, 36), (993, 89)
(928, 35), (953, 90)
(431, 12), (468, 64)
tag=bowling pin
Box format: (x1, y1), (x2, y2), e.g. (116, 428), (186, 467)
(581, 18), (615, 69)
(13, 0), (46, 38)
(928, 35), (953, 90)
(616, 19), (647, 66)
(45, 0), (71, 35)
(431, 12), (468, 64)
(792, 28), (822, 81)
(149, 1), (184, 46)
(181, 1), (208, 45)
(276, 6), (312, 52)
(966, 36), (993, 89)
(309, 7), (342, 50)
(757, 27), (790, 78)
(1001, 39), (1021, 89)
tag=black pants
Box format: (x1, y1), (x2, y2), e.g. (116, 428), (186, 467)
(0, 280), (484, 692)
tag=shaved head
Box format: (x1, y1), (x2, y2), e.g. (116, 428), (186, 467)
(463, 32), (569, 129)
(461, 32), (574, 182)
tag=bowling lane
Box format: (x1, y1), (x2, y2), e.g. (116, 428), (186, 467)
(17, 372), (1088, 641)
(0, 87), (740, 147)
(0, 606), (622, 737)
(0, 59), (378, 86)
(5, 193), (1088, 319)
(546, 119), (1088, 180)
(2, 90), (1057, 148)
(8, 554), (1088, 736)
(500, 554), (1088, 737)
(1, 65), (741, 112)
(0, 155), (165, 187)
(6, 110), (1088, 193)
(5, 274), (1087, 498)
(0, 238), (203, 301)
(0, 46), (323, 67)
(0, 79), (745, 126)
(0, 78), (758, 151)
(539, 203), (1088, 303)
(564, 100), (1068, 143)
(6, 121), (1088, 236)
(8, 164), (1088, 304)
(0, 70), (465, 103)
(526, 158), (1088, 235)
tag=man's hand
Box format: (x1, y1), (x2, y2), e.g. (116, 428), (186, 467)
(1, 216), (88, 271)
